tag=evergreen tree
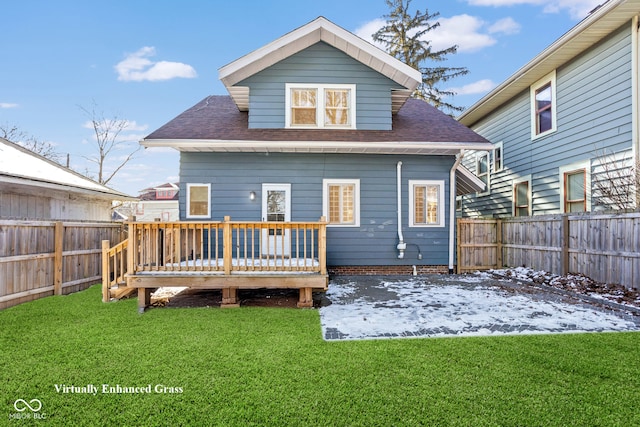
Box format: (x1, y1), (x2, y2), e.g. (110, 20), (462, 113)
(373, 0), (468, 114)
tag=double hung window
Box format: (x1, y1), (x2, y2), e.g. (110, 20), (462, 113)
(287, 84), (356, 129)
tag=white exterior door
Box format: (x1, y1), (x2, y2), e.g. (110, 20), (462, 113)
(261, 184), (291, 256)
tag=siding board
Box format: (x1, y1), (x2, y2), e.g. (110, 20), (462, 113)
(180, 152), (454, 266)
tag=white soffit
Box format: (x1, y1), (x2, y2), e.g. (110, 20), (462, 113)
(458, 0), (639, 126)
(218, 17), (422, 112)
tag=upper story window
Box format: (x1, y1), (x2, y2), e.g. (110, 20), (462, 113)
(286, 84), (356, 129)
(530, 71), (557, 139)
(493, 142), (503, 173)
(476, 152), (490, 195)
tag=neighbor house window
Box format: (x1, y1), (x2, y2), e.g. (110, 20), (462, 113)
(186, 183), (211, 219)
(323, 179), (360, 226)
(559, 161), (590, 213)
(476, 152), (490, 194)
(564, 170), (586, 212)
(513, 177), (531, 217)
(530, 71), (557, 139)
(409, 180), (445, 227)
(493, 142), (503, 173)
(286, 84), (356, 129)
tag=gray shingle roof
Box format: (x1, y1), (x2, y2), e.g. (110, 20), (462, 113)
(144, 95), (488, 144)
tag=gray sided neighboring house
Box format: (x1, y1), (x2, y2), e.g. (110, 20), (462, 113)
(142, 17), (492, 273)
(458, 0), (640, 218)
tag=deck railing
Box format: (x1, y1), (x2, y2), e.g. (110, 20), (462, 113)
(102, 238), (128, 302)
(124, 216), (327, 276)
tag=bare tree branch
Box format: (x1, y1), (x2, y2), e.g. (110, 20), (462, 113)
(0, 123), (62, 163)
(592, 147), (638, 211)
(79, 101), (141, 185)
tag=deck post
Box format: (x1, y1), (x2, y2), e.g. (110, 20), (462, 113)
(221, 287), (240, 308)
(223, 216), (232, 275)
(127, 222), (135, 286)
(138, 288), (151, 313)
(297, 287), (313, 308)
(318, 216), (327, 275)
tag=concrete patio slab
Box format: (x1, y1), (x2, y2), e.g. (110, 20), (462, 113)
(319, 273), (640, 341)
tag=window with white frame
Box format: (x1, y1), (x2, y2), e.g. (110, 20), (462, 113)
(186, 183), (211, 219)
(476, 152), (490, 194)
(513, 176), (531, 217)
(493, 142), (504, 173)
(322, 179), (360, 226)
(409, 180), (445, 227)
(530, 71), (557, 139)
(286, 84), (356, 129)
(559, 161), (591, 213)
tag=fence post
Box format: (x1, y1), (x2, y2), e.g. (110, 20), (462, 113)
(455, 219), (461, 274)
(53, 221), (64, 295)
(561, 215), (570, 276)
(102, 240), (110, 302)
(496, 219), (503, 269)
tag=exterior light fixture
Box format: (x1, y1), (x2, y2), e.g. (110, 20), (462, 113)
(249, 191), (256, 201)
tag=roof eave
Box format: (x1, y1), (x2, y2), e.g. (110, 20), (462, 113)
(0, 174), (138, 201)
(140, 138), (494, 155)
(458, 0), (636, 127)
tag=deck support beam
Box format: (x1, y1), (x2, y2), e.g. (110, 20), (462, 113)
(138, 288), (152, 313)
(221, 287), (240, 308)
(297, 287), (313, 308)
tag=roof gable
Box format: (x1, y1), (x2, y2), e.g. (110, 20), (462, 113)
(459, 0), (640, 126)
(219, 16), (422, 112)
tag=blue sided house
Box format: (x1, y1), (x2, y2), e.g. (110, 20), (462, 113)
(130, 17), (491, 309)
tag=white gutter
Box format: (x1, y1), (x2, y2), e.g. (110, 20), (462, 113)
(396, 161), (406, 259)
(140, 138), (495, 154)
(449, 151), (465, 273)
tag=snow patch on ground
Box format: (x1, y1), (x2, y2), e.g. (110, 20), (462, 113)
(320, 275), (639, 341)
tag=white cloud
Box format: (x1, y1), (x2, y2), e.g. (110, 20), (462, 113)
(0, 103), (18, 109)
(467, 0), (602, 20)
(354, 18), (387, 49)
(488, 17), (521, 35)
(355, 14), (519, 55)
(115, 46), (197, 82)
(431, 15), (496, 53)
(447, 79), (497, 96)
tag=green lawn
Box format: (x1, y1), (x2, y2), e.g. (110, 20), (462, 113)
(1, 285), (639, 426)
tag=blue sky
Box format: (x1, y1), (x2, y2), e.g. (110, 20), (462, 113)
(1, 0), (602, 195)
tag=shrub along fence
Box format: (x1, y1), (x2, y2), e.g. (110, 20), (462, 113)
(0, 220), (125, 309)
(457, 212), (639, 289)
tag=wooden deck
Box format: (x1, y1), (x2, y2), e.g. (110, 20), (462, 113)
(102, 217), (328, 311)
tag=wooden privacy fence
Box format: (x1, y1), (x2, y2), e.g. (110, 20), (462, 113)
(0, 220), (125, 309)
(457, 212), (640, 289)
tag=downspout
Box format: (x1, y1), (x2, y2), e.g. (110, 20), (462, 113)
(448, 150), (465, 273)
(633, 16), (640, 208)
(396, 161), (406, 258)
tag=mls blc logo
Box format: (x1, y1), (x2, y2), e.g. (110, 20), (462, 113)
(14, 399), (42, 412)
(10, 399), (46, 420)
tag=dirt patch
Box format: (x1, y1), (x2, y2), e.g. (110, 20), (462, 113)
(495, 268), (640, 309)
(153, 288), (324, 309)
